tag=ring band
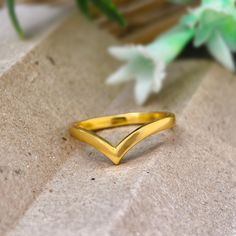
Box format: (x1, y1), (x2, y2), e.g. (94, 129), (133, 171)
(69, 112), (176, 165)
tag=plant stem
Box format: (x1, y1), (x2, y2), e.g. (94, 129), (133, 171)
(6, 0), (25, 39)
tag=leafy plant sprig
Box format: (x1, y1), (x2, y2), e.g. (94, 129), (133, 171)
(6, 0), (126, 39)
(107, 0), (236, 105)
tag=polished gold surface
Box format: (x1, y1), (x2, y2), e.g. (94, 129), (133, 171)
(70, 112), (176, 165)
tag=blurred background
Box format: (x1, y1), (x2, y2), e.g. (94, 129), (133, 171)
(1, 0), (200, 44)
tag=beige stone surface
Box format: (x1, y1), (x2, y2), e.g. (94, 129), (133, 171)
(0, 6), (235, 236)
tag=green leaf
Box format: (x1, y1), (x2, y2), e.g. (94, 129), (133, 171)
(75, 0), (90, 18)
(6, 0), (25, 39)
(76, 0), (126, 27)
(91, 0), (126, 26)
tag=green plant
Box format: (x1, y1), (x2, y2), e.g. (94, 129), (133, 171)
(6, 0), (126, 38)
(107, 0), (236, 105)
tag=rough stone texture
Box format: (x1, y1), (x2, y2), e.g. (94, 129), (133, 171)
(0, 6), (235, 236)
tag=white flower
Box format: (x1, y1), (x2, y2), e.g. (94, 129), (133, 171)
(107, 26), (194, 105)
(107, 45), (166, 105)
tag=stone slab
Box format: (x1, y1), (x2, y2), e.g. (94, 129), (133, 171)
(0, 5), (235, 236)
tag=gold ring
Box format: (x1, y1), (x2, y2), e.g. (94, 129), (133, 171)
(69, 112), (176, 165)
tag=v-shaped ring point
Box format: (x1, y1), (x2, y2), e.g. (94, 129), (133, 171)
(70, 112), (175, 165)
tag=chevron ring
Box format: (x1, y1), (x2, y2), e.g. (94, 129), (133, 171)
(69, 112), (176, 165)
